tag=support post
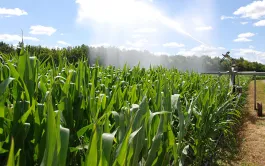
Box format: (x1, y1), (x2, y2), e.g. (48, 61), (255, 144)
(231, 69), (236, 93)
(232, 73), (236, 93)
(254, 75), (256, 110)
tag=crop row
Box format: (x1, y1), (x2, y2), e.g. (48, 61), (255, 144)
(0, 51), (249, 165)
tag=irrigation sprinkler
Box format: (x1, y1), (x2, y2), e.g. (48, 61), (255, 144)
(202, 51), (265, 117)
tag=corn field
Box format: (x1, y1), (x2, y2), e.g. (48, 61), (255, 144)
(0, 49), (250, 166)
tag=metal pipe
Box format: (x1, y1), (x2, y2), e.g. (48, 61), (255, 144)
(201, 71), (230, 75)
(232, 72), (236, 93)
(201, 71), (264, 111)
(254, 75), (256, 110)
(236, 72), (265, 76)
(202, 71), (265, 76)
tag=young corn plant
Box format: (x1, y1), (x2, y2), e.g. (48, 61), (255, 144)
(0, 50), (250, 165)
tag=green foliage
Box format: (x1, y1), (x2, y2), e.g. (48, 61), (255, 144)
(0, 42), (16, 55)
(0, 49), (250, 165)
(1, 41), (265, 72)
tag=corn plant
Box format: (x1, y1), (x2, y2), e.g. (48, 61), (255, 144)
(0, 50), (250, 165)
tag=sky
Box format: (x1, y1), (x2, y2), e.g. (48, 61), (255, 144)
(1, 0), (265, 63)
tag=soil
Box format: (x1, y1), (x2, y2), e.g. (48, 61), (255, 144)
(231, 80), (265, 166)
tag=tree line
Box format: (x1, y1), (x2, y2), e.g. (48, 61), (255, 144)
(1, 41), (265, 72)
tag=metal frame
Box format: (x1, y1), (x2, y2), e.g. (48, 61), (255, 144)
(202, 52), (265, 110)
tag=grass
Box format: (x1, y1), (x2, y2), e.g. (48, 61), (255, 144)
(228, 80), (265, 165)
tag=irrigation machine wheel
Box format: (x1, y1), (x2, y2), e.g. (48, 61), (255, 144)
(257, 102), (263, 117)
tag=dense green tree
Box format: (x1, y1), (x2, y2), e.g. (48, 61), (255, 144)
(0, 42), (15, 54)
(1, 41), (265, 72)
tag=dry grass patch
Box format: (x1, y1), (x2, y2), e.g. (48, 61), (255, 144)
(232, 80), (265, 166)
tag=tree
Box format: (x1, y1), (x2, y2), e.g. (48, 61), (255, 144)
(1, 41), (265, 72)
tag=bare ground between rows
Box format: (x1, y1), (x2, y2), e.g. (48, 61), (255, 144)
(228, 80), (265, 166)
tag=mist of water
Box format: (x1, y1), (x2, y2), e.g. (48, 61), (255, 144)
(80, 0), (216, 72)
(88, 46), (222, 73)
(157, 15), (207, 46)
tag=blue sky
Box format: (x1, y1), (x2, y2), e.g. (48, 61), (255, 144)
(1, 0), (265, 63)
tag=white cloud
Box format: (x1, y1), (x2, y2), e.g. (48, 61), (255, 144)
(90, 43), (111, 48)
(254, 20), (265, 26)
(191, 45), (224, 52)
(238, 32), (255, 38)
(134, 28), (157, 33)
(0, 8), (27, 17)
(57, 40), (71, 46)
(234, 32), (255, 42)
(234, 0), (265, 19)
(76, 0), (159, 25)
(240, 22), (248, 25)
(177, 45), (225, 57)
(118, 46), (142, 51)
(232, 48), (265, 63)
(249, 45), (255, 49)
(195, 26), (213, 31)
(220, 15), (235, 20)
(23, 36), (40, 41)
(153, 52), (170, 56)
(234, 49), (262, 56)
(75, 0), (205, 45)
(234, 38), (252, 42)
(0, 34), (39, 42)
(29, 25), (57, 36)
(163, 42), (185, 48)
(126, 39), (148, 48)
